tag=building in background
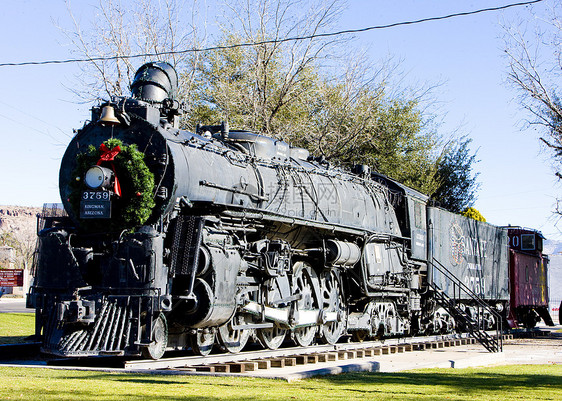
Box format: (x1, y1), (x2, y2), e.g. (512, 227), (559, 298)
(0, 246), (15, 269)
(545, 240), (562, 324)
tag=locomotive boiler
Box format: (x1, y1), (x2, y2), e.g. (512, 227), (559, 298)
(29, 62), (530, 359)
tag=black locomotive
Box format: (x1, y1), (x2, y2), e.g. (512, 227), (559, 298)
(28, 62), (550, 359)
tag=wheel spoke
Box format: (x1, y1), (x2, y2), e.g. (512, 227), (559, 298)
(217, 315), (251, 353)
(292, 262), (318, 347)
(257, 325), (286, 350)
(257, 278), (287, 349)
(191, 329), (215, 356)
(320, 270), (346, 344)
(142, 314), (168, 360)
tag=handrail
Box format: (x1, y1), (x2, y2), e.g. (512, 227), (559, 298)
(430, 258), (503, 321)
(430, 258), (503, 352)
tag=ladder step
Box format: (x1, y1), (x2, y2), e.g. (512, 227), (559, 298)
(430, 279), (502, 353)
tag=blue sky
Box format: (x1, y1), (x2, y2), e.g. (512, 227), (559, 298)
(1, 0), (560, 240)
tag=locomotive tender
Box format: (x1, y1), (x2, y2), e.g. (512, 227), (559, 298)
(28, 62), (544, 359)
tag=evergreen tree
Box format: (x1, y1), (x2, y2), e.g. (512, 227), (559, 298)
(432, 137), (480, 213)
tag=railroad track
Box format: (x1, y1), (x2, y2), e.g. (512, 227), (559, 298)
(122, 332), (514, 373)
(6, 331), (544, 375)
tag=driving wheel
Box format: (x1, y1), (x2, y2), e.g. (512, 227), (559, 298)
(292, 261), (318, 347)
(217, 314), (251, 353)
(319, 270), (346, 344)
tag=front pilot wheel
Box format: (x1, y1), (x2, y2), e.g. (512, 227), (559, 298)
(142, 314), (168, 360)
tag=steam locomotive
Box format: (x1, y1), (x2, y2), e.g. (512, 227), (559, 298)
(28, 62), (552, 359)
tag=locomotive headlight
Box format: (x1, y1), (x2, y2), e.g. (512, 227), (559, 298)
(84, 165), (114, 189)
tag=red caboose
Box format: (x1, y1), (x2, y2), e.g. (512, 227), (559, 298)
(506, 227), (554, 328)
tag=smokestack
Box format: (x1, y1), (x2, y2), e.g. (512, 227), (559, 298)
(130, 62), (178, 103)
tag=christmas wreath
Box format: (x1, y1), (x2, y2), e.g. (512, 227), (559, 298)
(69, 138), (155, 231)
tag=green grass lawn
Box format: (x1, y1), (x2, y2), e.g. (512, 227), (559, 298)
(0, 313), (35, 344)
(1, 313), (560, 400)
(0, 364), (560, 401)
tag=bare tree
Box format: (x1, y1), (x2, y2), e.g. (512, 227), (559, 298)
(188, 0), (348, 136)
(502, 1), (562, 176)
(0, 232), (35, 271)
(58, 0), (203, 102)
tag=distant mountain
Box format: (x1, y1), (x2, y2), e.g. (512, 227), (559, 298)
(0, 206), (40, 234)
(544, 239), (562, 255)
(0, 206), (40, 244)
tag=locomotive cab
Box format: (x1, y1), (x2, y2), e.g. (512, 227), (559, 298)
(369, 171), (428, 263)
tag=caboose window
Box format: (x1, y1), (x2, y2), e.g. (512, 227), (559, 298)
(536, 236), (543, 252)
(521, 234), (535, 250)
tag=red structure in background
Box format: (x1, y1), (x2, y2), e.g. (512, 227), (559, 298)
(0, 269), (24, 287)
(506, 227), (554, 328)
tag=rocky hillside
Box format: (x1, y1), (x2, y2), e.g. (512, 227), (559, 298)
(0, 206), (41, 236)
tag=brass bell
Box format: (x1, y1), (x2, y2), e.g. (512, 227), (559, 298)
(98, 105), (120, 126)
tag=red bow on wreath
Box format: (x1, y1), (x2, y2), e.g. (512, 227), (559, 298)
(97, 144), (121, 163)
(97, 144), (122, 197)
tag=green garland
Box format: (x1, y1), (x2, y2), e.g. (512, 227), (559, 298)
(69, 138), (155, 231)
